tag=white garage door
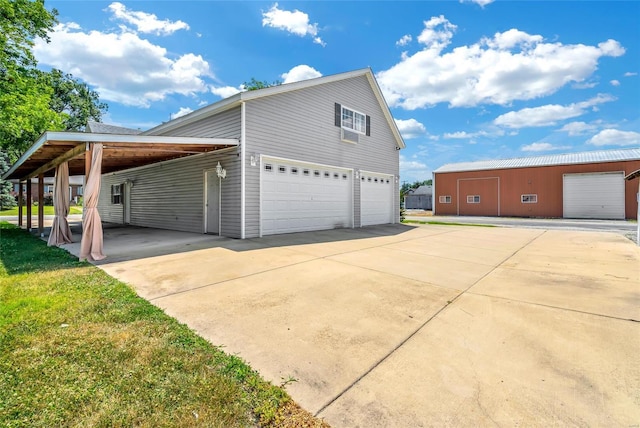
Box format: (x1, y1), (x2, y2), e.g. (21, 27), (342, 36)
(361, 171), (395, 226)
(563, 172), (625, 219)
(261, 158), (352, 235)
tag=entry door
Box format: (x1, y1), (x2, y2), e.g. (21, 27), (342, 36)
(123, 181), (132, 224)
(205, 171), (220, 234)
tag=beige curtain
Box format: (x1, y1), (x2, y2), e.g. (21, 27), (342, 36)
(79, 143), (106, 261)
(47, 162), (73, 246)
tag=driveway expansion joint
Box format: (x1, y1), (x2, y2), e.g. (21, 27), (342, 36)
(315, 229), (547, 417)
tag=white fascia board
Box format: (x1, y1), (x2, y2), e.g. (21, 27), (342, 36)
(142, 95), (242, 136)
(140, 69), (372, 137)
(365, 71), (406, 150)
(43, 131), (238, 146)
(3, 132), (50, 180)
(2, 131), (239, 180)
(239, 68), (371, 102)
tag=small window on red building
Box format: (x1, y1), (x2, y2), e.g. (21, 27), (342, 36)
(466, 195), (480, 204)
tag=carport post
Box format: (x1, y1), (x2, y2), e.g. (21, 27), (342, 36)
(38, 174), (44, 236)
(84, 143), (92, 223)
(26, 180), (32, 231)
(18, 182), (23, 227)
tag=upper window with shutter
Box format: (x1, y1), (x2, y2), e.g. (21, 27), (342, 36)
(335, 103), (370, 136)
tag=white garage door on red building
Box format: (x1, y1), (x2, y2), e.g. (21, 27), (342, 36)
(360, 171), (395, 226)
(261, 157), (352, 235)
(563, 172), (625, 220)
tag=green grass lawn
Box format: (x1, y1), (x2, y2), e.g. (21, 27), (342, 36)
(0, 222), (324, 427)
(0, 205), (83, 216)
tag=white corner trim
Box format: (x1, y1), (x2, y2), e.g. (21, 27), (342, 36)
(240, 102), (246, 239)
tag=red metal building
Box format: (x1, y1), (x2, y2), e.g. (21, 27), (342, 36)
(433, 148), (640, 220)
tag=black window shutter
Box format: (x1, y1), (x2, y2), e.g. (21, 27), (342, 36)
(366, 115), (371, 136)
(334, 103), (341, 127)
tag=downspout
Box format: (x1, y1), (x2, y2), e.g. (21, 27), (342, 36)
(240, 102), (246, 239)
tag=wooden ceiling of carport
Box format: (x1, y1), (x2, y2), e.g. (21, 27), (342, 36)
(7, 139), (236, 180)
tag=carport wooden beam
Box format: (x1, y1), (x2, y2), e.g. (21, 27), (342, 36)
(26, 143), (86, 180)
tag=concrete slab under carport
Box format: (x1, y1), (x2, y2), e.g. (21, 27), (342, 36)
(58, 222), (640, 426)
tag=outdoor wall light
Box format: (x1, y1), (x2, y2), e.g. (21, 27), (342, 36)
(250, 153), (259, 167)
(355, 170), (360, 179)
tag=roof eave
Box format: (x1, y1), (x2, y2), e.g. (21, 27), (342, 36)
(2, 132), (49, 180)
(138, 68), (406, 150)
(2, 131), (239, 181)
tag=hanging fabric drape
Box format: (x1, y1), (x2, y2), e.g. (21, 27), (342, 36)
(47, 162), (73, 246)
(79, 143), (106, 261)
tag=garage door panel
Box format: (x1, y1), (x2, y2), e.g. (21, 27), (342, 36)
(563, 172), (624, 220)
(361, 172), (394, 226)
(262, 158), (352, 235)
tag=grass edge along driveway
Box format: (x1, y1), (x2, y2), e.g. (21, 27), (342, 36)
(0, 205), (83, 216)
(0, 222), (328, 428)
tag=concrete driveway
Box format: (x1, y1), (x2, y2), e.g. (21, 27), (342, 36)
(63, 223), (639, 426)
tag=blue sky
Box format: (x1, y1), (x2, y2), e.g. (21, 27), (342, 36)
(36, 1), (639, 182)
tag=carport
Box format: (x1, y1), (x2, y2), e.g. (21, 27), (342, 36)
(3, 131), (238, 259)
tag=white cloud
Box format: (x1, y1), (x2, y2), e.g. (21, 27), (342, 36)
(107, 2), (189, 36)
(172, 107), (193, 119)
(572, 81), (598, 89)
(281, 64), (322, 84)
(395, 118), (427, 139)
(400, 154), (431, 182)
(587, 129), (640, 146)
(521, 142), (570, 152)
(494, 94), (615, 128)
(376, 16), (625, 109)
(396, 34), (412, 47)
(460, 0), (495, 6)
(262, 3), (325, 46)
(34, 23), (212, 107)
(558, 121), (597, 136)
(610, 79), (620, 86)
(443, 129), (503, 139)
(624, 72), (638, 77)
(211, 85), (242, 99)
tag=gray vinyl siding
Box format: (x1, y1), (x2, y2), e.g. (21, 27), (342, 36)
(98, 150), (241, 238)
(98, 181), (123, 223)
(156, 107), (241, 138)
(244, 75), (400, 237)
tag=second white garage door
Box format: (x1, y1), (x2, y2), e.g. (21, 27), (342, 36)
(563, 172), (625, 219)
(361, 171), (395, 226)
(261, 158), (352, 235)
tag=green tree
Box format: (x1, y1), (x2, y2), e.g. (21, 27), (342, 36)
(45, 68), (108, 131)
(0, 151), (17, 209)
(0, 1), (108, 162)
(400, 179), (433, 195)
(242, 77), (282, 91)
(0, 0), (62, 161)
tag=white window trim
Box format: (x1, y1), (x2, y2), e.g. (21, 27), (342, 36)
(341, 105), (366, 135)
(439, 195), (451, 204)
(111, 184), (123, 205)
(467, 195), (480, 204)
(521, 194), (538, 203)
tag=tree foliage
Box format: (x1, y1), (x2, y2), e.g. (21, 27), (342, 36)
(0, 0), (62, 161)
(242, 77), (282, 91)
(401, 179), (432, 195)
(0, 0), (108, 163)
(0, 151), (17, 209)
(45, 68), (108, 131)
